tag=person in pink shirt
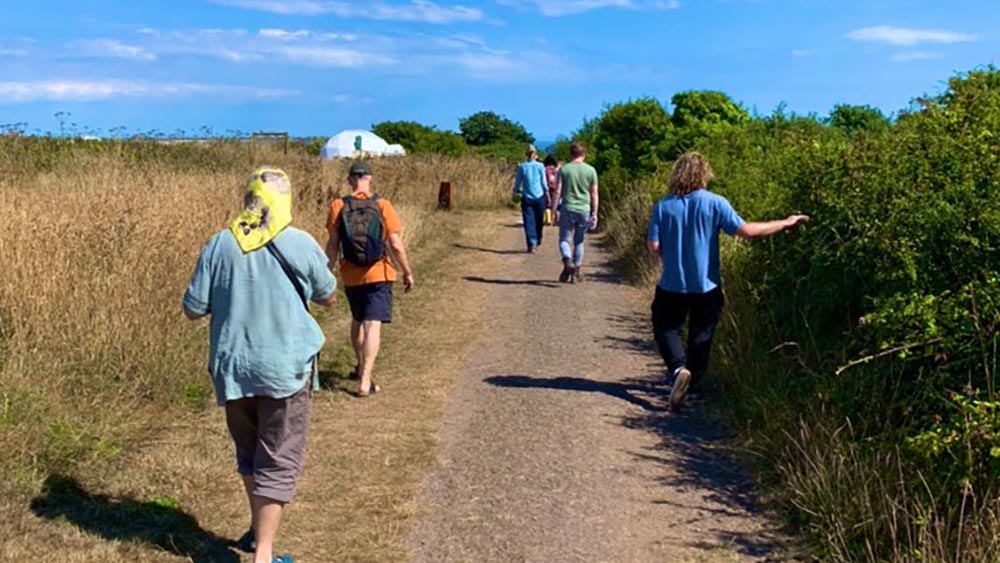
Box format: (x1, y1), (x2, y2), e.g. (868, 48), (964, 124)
(544, 154), (560, 210)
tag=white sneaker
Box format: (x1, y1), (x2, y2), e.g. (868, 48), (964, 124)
(669, 367), (692, 411)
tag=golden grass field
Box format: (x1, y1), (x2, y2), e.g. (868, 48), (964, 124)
(0, 141), (511, 561)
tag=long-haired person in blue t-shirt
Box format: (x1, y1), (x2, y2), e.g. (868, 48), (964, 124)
(647, 153), (809, 411)
(513, 145), (550, 253)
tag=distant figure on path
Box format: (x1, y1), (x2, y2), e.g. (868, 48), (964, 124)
(326, 160), (415, 397)
(183, 167), (337, 563)
(551, 142), (599, 283)
(543, 153), (561, 224)
(648, 152), (809, 410)
(513, 144), (549, 252)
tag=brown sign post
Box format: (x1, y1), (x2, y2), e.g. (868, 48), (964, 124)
(438, 181), (453, 210)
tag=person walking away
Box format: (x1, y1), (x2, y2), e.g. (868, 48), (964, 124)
(647, 152), (809, 410)
(551, 142), (598, 283)
(513, 145), (549, 252)
(325, 160), (415, 397)
(183, 167), (337, 563)
(543, 154), (560, 225)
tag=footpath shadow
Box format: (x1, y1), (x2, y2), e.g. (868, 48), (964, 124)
(485, 375), (661, 412)
(30, 475), (238, 563)
(597, 307), (792, 557)
(452, 243), (524, 256)
(620, 407), (792, 558)
(464, 276), (559, 288)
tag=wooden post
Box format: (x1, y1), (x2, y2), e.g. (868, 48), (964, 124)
(438, 181), (453, 210)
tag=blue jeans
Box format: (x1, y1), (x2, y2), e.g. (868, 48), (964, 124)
(559, 210), (590, 266)
(521, 196), (547, 250)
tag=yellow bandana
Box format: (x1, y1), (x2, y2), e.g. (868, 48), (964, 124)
(229, 167), (293, 253)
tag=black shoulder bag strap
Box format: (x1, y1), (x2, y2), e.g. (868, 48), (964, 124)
(265, 239), (318, 391)
(265, 240), (308, 311)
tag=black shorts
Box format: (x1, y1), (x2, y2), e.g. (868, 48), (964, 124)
(345, 282), (393, 323)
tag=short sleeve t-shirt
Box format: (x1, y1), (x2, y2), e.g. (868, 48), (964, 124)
(559, 162), (598, 214)
(514, 161), (547, 200)
(326, 191), (404, 287)
(647, 190), (745, 294)
(182, 227), (336, 405)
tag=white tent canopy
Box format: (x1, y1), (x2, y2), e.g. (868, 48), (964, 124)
(319, 130), (405, 159)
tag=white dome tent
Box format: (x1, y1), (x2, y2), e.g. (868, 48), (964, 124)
(319, 130), (405, 159)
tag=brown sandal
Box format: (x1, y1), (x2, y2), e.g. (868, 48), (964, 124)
(353, 381), (381, 398)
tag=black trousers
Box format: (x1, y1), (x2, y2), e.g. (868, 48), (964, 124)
(651, 287), (724, 388)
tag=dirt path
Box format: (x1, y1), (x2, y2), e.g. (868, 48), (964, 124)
(4, 211), (793, 563)
(408, 216), (793, 562)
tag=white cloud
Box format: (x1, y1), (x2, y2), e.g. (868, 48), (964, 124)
(496, 0), (676, 15)
(88, 28), (382, 67)
(791, 49), (810, 57)
(276, 45), (396, 66)
(0, 48), (28, 57)
(214, 0), (484, 23)
(890, 51), (943, 62)
(215, 0), (327, 14)
(0, 80), (296, 103)
(846, 25), (977, 47)
(258, 28), (311, 40)
(75, 39), (157, 61)
(21, 24), (579, 85)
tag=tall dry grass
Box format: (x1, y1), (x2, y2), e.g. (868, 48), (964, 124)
(0, 138), (508, 500)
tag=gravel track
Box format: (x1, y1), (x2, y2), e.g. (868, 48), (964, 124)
(408, 217), (794, 563)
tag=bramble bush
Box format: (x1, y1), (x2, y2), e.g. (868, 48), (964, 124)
(579, 68), (1000, 561)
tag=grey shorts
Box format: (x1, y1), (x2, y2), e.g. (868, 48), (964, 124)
(224, 386), (312, 503)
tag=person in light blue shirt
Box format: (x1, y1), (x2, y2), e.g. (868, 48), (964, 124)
(512, 145), (550, 253)
(183, 167), (336, 563)
(647, 153), (809, 410)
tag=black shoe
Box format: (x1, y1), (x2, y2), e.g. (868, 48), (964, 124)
(235, 528), (255, 553)
(559, 258), (573, 283)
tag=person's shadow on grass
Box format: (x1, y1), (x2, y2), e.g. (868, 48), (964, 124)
(30, 475), (239, 563)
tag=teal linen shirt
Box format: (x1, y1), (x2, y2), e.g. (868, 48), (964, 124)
(183, 227), (336, 405)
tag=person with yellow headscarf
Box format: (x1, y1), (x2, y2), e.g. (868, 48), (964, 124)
(183, 167), (337, 563)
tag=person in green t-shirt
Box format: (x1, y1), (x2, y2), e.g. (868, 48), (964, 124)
(550, 142), (599, 283)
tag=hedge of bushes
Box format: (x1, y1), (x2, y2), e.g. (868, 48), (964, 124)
(575, 68), (1000, 562)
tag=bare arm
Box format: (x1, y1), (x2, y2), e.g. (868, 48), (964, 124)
(736, 215), (810, 239)
(551, 175), (562, 218)
(589, 181), (599, 227)
(387, 232), (415, 292)
(325, 228), (341, 267)
(314, 293), (336, 307)
(183, 307), (205, 321)
(317, 229), (342, 307)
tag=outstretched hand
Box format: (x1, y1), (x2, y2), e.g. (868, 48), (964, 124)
(785, 214), (810, 231)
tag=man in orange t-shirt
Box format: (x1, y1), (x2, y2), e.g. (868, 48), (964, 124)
(325, 160), (415, 397)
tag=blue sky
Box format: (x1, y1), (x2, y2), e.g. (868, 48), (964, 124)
(1, 0), (997, 140)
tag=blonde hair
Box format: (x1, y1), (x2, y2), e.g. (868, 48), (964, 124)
(669, 152), (714, 196)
